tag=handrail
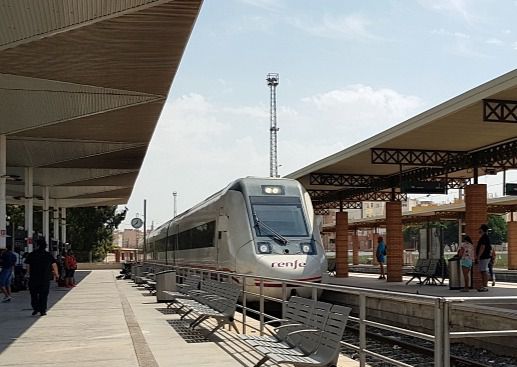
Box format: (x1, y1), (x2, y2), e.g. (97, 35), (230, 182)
(142, 262), (517, 367)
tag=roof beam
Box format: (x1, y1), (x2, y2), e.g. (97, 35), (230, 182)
(371, 148), (463, 166)
(483, 99), (517, 123)
(310, 173), (382, 187)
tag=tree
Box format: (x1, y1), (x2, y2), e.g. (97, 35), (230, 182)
(488, 214), (507, 245)
(67, 206), (127, 262)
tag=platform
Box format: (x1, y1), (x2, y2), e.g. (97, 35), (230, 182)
(0, 270), (359, 367)
(327, 272), (517, 298)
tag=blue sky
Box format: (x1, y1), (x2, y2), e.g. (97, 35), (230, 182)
(122, 0), (517, 227)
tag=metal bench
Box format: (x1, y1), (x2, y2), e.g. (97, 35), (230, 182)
(163, 274), (201, 308)
(405, 259), (430, 285)
(253, 304), (351, 367)
(175, 280), (241, 336)
(239, 296), (314, 345)
(247, 300), (332, 352)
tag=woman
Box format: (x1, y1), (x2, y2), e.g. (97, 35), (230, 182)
(457, 236), (474, 292)
(64, 250), (77, 288)
(376, 236), (387, 280)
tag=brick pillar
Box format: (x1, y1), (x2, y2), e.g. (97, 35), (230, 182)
(507, 221), (517, 270)
(386, 201), (403, 282)
(335, 211), (349, 277)
(465, 184), (487, 289)
(371, 230), (379, 265)
(352, 231), (360, 265)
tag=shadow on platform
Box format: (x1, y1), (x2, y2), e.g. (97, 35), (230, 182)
(0, 270), (91, 354)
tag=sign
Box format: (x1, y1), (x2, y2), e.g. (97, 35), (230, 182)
(506, 183), (517, 196)
(131, 217), (144, 229)
(402, 181), (447, 194)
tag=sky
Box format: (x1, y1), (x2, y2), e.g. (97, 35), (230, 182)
(120, 0), (517, 228)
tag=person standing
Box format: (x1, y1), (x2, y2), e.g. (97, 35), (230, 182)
(64, 250), (77, 288)
(475, 224), (492, 292)
(0, 244), (17, 302)
(25, 238), (58, 316)
(457, 236), (474, 292)
(376, 236), (387, 280)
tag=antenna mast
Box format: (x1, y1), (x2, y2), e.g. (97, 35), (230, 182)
(266, 73), (279, 178)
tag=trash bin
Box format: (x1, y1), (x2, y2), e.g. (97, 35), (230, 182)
(156, 270), (177, 302)
(448, 257), (462, 290)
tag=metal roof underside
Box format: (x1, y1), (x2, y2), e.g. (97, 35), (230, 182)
(287, 69), (517, 209)
(0, 0), (203, 208)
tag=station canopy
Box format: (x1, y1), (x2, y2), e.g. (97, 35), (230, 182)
(287, 69), (517, 213)
(0, 0), (202, 208)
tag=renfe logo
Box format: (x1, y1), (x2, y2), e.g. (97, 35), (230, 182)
(271, 260), (306, 270)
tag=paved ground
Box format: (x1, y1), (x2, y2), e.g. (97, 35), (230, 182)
(328, 272), (517, 298)
(0, 270), (360, 367)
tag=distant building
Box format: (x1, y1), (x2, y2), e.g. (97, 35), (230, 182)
(109, 229), (143, 263)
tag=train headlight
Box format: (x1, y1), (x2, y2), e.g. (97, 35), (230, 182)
(257, 242), (271, 254)
(300, 243), (312, 254)
(261, 185), (285, 195)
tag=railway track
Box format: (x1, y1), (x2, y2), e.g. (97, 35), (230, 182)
(343, 325), (508, 367)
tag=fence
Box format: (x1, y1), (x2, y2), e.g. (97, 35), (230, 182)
(142, 262), (517, 367)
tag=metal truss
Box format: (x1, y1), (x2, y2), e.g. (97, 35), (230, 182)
(309, 173), (381, 187)
(483, 99), (517, 123)
(371, 148), (462, 166)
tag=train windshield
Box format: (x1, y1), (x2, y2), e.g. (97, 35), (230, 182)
(250, 196), (308, 237)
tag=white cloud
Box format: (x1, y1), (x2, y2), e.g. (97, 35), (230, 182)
(288, 14), (378, 41)
(431, 29), (470, 39)
(513, 42), (517, 50)
(237, 0), (283, 12)
(485, 38), (504, 45)
(419, 0), (473, 22)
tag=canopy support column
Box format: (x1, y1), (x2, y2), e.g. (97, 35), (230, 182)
(61, 208), (67, 246)
(352, 231), (360, 265)
(24, 167), (34, 252)
(465, 184), (487, 289)
(386, 201), (403, 282)
(0, 135), (6, 249)
(53, 206), (59, 257)
(335, 211), (349, 277)
(43, 186), (50, 247)
(507, 220), (517, 270)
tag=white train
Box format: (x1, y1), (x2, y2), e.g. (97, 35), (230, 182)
(146, 177), (327, 300)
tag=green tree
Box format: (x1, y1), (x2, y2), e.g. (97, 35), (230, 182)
(488, 214), (507, 245)
(67, 206), (127, 262)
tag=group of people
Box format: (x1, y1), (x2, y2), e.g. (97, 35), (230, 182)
(457, 224), (497, 292)
(0, 239), (77, 316)
(375, 223), (497, 292)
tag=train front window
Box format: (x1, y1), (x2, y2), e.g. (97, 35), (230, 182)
(250, 196), (308, 237)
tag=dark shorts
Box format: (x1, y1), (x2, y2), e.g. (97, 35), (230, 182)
(0, 270), (13, 287)
(65, 269), (75, 278)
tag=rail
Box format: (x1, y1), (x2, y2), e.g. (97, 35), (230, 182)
(141, 262), (517, 367)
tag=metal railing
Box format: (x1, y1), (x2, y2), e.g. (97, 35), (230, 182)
(141, 262), (517, 367)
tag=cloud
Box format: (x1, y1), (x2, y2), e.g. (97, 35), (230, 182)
(237, 0), (283, 12)
(288, 14), (378, 41)
(513, 42), (517, 50)
(430, 29), (489, 58)
(485, 38), (504, 46)
(418, 0), (473, 22)
(431, 29), (470, 39)
(301, 85), (424, 132)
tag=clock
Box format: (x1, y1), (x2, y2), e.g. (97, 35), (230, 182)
(131, 217), (144, 229)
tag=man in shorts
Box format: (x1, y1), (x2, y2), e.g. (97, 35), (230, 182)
(475, 224), (492, 292)
(0, 244), (17, 302)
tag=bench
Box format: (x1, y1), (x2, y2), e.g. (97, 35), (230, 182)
(405, 259), (430, 285)
(252, 304), (351, 367)
(163, 274), (201, 308)
(175, 279), (241, 336)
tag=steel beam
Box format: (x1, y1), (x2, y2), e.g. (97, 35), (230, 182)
(371, 148), (462, 166)
(483, 99), (517, 123)
(310, 173), (382, 187)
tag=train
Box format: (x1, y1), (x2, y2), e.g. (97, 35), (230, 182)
(145, 177), (327, 300)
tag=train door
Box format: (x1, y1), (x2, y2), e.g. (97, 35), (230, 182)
(216, 213), (229, 270)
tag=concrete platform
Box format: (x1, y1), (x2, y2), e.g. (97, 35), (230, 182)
(0, 270), (360, 367)
(327, 272), (517, 298)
